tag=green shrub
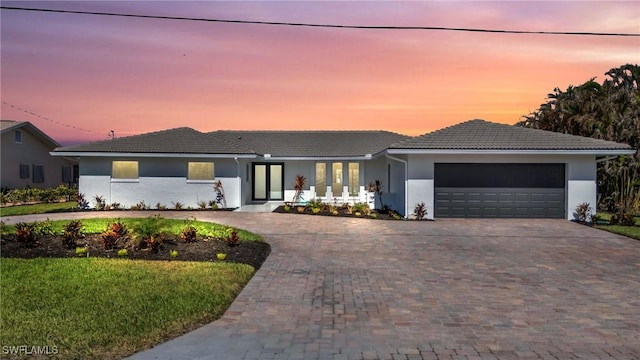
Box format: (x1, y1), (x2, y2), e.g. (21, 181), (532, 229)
(32, 218), (55, 236)
(75, 246), (87, 256)
(117, 248), (128, 257)
(169, 249), (179, 258)
(62, 220), (85, 249)
(353, 202), (371, 216)
(131, 215), (168, 253)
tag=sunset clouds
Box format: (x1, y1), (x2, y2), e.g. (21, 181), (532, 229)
(1, 1), (638, 145)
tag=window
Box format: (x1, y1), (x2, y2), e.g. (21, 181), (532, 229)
(20, 164), (30, 178)
(188, 162), (214, 181)
(33, 165), (44, 183)
(14, 130), (22, 143)
(112, 161), (138, 179)
(348, 162), (359, 196)
(332, 163), (343, 197)
(315, 163), (326, 197)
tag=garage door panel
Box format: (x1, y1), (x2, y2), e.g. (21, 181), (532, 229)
(435, 187), (565, 218)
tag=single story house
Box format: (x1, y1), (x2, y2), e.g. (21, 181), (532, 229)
(51, 119), (635, 219)
(1, 120), (77, 189)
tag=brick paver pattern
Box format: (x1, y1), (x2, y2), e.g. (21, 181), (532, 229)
(5, 212), (639, 359)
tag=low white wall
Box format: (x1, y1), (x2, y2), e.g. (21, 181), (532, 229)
(79, 176), (240, 209)
(407, 179), (434, 219)
(567, 180), (597, 220)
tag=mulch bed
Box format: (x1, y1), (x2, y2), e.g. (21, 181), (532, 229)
(1, 234), (271, 270)
(272, 205), (402, 220)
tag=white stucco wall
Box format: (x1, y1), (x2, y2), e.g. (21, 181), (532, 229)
(404, 153), (597, 220)
(79, 176), (240, 209)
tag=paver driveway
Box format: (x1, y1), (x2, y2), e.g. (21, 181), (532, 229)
(4, 212), (640, 359)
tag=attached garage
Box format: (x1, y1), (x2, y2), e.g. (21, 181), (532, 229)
(434, 163), (565, 218)
(386, 119), (635, 220)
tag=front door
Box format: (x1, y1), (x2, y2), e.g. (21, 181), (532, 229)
(252, 163), (284, 201)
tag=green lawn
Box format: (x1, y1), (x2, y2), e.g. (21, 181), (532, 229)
(1, 258), (254, 359)
(594, 211), (640, 240)
(595, 224), (640, 240)
(0, 202), (78, 217)
(2, 217), (263, 242)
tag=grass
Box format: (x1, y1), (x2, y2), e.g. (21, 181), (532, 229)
(0, 201), (78, 217)
(593, 211), (640, 240)
(0, 257), (254, 359)
(2, 217), (263, 241)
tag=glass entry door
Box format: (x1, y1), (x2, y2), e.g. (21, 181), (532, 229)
(252, 163), (283, 201)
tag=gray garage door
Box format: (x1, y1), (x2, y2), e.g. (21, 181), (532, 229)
(434, 163), (565, 218)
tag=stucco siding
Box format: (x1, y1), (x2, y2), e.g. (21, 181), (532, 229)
(1, 129), (71, 189)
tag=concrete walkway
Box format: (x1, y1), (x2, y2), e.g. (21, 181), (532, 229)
(3, 212), (640, 359)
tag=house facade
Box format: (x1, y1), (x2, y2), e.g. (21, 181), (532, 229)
(1, 120), (76, 190)
(51, 120), (635, 219)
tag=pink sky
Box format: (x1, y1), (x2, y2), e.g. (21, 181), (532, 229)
(1, 1), (639, 145)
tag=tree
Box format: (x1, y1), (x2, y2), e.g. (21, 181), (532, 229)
(517, 64), (640, 212)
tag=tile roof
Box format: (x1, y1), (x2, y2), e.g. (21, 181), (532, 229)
(53, 127), (254, 154)
(390, 119), (634, 151)
(210, 130), (409, 157)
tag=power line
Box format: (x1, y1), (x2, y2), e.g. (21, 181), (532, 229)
(2, 101), (105, 137)
(2, 5), (639, 37)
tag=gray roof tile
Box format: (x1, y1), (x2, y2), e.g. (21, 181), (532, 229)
(210, 130), (409, 157)
(54, 127), (254, 154)
(390, 119), (633, 151)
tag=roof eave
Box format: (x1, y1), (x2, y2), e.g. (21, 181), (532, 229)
(386, 149), (636, 155)
(50, 152), (257, 159)
(260, 155), (374, 161)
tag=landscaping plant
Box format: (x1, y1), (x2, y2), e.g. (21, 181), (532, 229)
(367, 179), (385, 210)
(94, 195), (106, 210)
(213, 180), (227, 208)
(179, 222), (198, 243)
(131, 215), (169, 253)
(62, 220), (85, 249)
(101, 221), (130, 250)
(226, 229), (240, 247)
(414, 202), (427, 220)
(292, 175), (306, 205)
(14, 222), (38, 247)
(574, 202), (592, 223)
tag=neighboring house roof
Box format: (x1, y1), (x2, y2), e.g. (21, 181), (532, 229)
(52, 127), (255, 157)
(388, 119), (635, 154)
(1, 120), (61, 148)
(210, 130), (409, 158)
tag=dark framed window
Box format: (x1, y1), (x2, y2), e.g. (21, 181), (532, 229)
(20, 164), (30, 178)
(33, 165), (44, 183)
(14, 130), (22, 143)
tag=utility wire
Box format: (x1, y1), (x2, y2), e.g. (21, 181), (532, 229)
(2, 5), (639, 37)
(2, 101), (105, 137)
